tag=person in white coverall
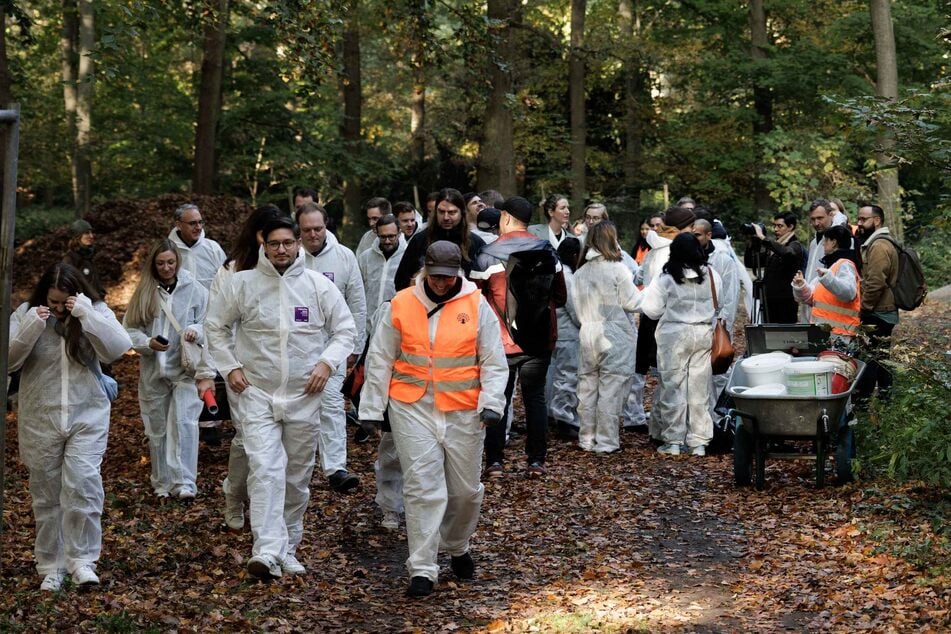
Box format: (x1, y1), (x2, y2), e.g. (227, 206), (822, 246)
(10, 263), (132, 591)
(167, 203), (226, 290)
(547, 238), (583, 437)
(359, 241), (507, 598)
(571, 222), (642, 453)
(123, 240), (216, 500)
(640, 233), (722, 456)
(206, 218), (356, 580)
(296, 203), (366, 492)
(357, 214), (407, 336)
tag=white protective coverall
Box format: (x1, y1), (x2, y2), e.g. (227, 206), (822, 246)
(124, 269), (215, 497)
(619, 252), (645, 429)
(634, 230), (672, 438)
(359, 277), (507, 583)
(167, 227), (226, 290)
(571, 251), (642, 453)
(10, 295), (132, 577)
(365, 309), (404, 518)
(707, 241), (742, 412)
(206, 250), (356, 561)
(546, 267), (581, 428)
(357, 234), (407, 336)
(303, 231), (367, 477)
(640, 267), (723, 449)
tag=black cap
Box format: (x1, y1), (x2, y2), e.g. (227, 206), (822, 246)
(477, 207), (501, 231)
(499, 196), (534, 225)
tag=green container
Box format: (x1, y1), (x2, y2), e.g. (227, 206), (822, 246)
(782, 361), (834, 396)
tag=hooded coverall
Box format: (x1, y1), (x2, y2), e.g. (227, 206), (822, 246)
(206, 250), (356, 561)
(547, 267), (581, 429)
(124, 269), (214, 497)
(357, 234), (407, 336)
(359, 277), (507, 583)
(10, 295), (131, 577)
(167, 227), (226, 290)
(571, 252), (642, 453)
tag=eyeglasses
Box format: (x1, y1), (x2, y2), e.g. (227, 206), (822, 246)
(584, 215), (602, 222)
(856, 216), (874, 222)
(181, 219), (204, 227)
(266, 239), (298, 250)
(378, 234), (399, 241)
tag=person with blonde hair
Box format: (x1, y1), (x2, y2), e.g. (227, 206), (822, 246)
(124, 240), (216, 500)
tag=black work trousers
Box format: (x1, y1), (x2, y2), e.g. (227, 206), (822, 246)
(484, 353), (551, 466)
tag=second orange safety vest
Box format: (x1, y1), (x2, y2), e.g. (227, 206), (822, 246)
(389, 287), (482, 411)
(812, 259), (861, 337)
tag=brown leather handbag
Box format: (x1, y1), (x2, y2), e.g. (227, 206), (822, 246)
(710, 268), (735, 375)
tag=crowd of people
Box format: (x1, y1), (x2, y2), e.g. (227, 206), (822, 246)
(10, 190), (900, 596)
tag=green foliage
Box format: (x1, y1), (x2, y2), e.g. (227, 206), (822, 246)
(911, 213), (951, 289)
(14, 205), (74, 241)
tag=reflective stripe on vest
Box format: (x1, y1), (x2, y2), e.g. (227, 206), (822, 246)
(812, 260), (861, 337)
(389, 287), (482, 411)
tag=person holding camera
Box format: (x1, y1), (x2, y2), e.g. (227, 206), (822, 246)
(752, 212), (805, 323)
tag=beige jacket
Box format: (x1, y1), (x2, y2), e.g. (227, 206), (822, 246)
(860, 227), (899, 313)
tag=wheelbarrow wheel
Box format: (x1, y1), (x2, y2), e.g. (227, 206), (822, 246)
(733, 423), (753, 486)
(835, 426), (856, 484)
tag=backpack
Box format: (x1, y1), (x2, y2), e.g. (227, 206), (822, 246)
(502, 249), (558, 356)
(867, 235), (927, 311)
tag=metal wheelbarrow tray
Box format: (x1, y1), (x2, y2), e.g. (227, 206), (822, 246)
(727, 356), (866, 490)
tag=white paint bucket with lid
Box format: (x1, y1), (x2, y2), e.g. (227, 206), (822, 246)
(783, 361), (835, 396)
(740, 352), (793, 387)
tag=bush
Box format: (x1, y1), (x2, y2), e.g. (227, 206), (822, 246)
(15, 205), (75, 242)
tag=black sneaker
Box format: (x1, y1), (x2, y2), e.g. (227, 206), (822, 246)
(407, 576), (434, 597)
(328, 470), (359, 493)
(353, 425), (372, 444)
(450, 552), (475, 579)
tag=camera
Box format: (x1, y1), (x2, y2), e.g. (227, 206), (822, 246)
(740, 222), (765, 236)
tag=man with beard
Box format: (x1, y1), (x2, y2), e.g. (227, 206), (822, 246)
(358, 214), (407, 334)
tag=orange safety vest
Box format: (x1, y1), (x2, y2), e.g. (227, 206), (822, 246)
(389, 287), (482, 411)
(812, 259), (861, 337)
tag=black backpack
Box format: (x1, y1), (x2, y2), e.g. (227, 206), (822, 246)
(502, 249), (558, 356)
(868, 235), (928, 311)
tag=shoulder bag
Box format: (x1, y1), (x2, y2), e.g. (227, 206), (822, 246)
(709, 267), (735, 375)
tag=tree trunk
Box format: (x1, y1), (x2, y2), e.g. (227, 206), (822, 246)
(477, 0), (517, 195)
(618, 0), (646, 207)
(870, 0), (902, 239)
(339, 0), (363, 225)
(192, 0), (229, 195)
(61, 0), (80, 215)
(74, 0), (93, 216)
(409, 0), (426, 170)
(749, 0), (774, 211)
(0, 6), (10, 106)
(568, 0), (586, 212)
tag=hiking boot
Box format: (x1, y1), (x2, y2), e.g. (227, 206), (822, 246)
(282, 554), (306, 575)
(328, 470), (360, 493)
(247, 554), (282, 580)
(686, 445), (706, 457)
(353, 425), (373, 444)
(40, 570), (66, 592)
(527, 462), (547, 478)
(483, 462), (504, 479)
(72, 565), (100, 587)
(657, 443), (681, 456)
(450, 552), (475, 579)
(381, 511), (400, 530)
(407, 576), (434, 597)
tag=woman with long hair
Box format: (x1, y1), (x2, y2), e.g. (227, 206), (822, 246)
(792, 224), (861, 345)
(208, 204), (283, 530)
(571, 221), (642, 453)
(632, 218), (653, 265)
(10, 263), (131, 590)
(640, 232), (722, 456)
(124, 240), (214, 500)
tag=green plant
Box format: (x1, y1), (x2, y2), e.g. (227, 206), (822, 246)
(14, 206), (74, 242)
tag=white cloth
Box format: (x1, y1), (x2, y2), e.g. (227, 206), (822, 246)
(357, 235), (407, 337)
(635, 231), (671, 287)
(374, 432), (403, 515)
(356, 228), (377, 257)
(641, 269), (722, 448)
(547, 268), (581, 426)
(167, 228), (226, 290)
(206, 249), (356, 560)
(123, 269), (210, 496)
(359, 277), (507, 582)
(571, 255), (641, 452)
(10, 296), (131, 576)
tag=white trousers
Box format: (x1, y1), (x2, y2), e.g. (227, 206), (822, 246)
(374, 431), (404, 514)
(547, 339), (580, 426)
(389, 394), (485, 583)
(577, 366), (634, 453)
(139, 377), (201, 496)
(623, 372), (647, 427)
(317, 365), (347, 476)
(222, 383), (249, 503)
(655, 324), (714, 448)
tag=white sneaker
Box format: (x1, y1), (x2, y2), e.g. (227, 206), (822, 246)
(657, 443), (681, 456)
(40, 570), (66, 591)
(72, 565), (100, 587)
(247, 554), (282, 580)
(687, 445), (706, 456)
(281, 554), (306, 575)
(381, 511), (400, 530)
(224, 495), (245, 531)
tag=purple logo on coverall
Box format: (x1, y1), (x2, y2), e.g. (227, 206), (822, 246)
(294, 307), (309, 322)
(322, 272), (335, 283)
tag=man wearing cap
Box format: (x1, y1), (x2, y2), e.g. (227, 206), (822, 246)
(473, 207), (500, 245)
(168, 203), (226, 290)
(359, 241), (507, 597)
(471, 196), (567, 479)
(63, 219), (106, 299)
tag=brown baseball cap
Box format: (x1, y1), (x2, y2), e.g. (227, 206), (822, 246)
(424, 240), (462, 276)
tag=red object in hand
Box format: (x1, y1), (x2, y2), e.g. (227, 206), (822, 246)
(202, 389), (219, 416)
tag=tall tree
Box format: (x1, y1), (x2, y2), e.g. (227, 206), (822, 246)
(869, 0), (901, 239)
(477, 0), (517, 195)
(568, 0), (586, 211)
(339, 0), (363, 223)
(61, 0), (93, 216)
(408, 0), (427, 172)
(0, 4), (11, 107)
(617, 0), (649, 206)
(192, 0), (229, 195)
(749, 0), (773, 211)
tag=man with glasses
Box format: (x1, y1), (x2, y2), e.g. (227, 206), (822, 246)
(753, 212), (804, 323)
(296, 203), (366, 493)
(206, 217), (356, 580)
(358, 214), (406, 335)
(168, 203), (226, 290)
(356, 197), (393, 256)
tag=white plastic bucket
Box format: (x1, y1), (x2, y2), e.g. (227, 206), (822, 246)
(783, 361), (835, 396)
(742, 383), (788, 396)
(740, 352), (792, 387)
